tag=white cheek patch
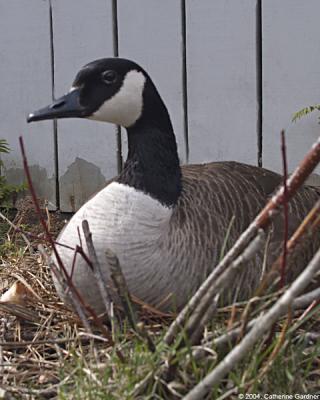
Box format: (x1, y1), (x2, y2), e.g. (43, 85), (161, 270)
(90, 70), (146, 127)
(68, 86), (78, 93)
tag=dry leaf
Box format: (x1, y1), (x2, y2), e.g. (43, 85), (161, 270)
(0, 281), (35, 305)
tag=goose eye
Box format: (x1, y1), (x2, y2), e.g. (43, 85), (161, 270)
(102, 70), (117, 84)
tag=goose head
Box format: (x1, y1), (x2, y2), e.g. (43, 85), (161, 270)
(27, 58), (167, 129)
(27, 58), (181, 207)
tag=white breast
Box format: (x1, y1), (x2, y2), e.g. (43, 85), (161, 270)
(53, 182), (173, 313)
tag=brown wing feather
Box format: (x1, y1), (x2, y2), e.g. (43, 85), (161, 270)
(167, 161), (320, 304)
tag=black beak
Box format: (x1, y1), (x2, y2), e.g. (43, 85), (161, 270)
(27, 88), (89, 123)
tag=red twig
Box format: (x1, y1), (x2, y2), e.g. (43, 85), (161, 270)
(280, 130), (289, 288)
(165, 134), (320, 346)
(19, 136), (124, 358)
(256, 136), (320, 228)
(19, 137), (69, 274)
(66, 244), (93, 290)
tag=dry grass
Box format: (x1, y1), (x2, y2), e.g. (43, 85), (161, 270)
(0, 202), (173, 399)
(0, 202), (319, 399)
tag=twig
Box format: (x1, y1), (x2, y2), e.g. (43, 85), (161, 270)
(265, 130), (290, 345)
(0, 211), (33, 252)
(184, 244), (320, 399)
(238, 297), (260, 342)
(165, 134), (320, 346)
(293, 287), (320, 309)
(38, 244), (92, 333)
(0, 318), (5, 377)
(107, 249), (137, 331)
(191, 286), (320, 359)
(19, 137), (125, 360)
(180, 230), (266, 347)
(19, 137), (91, 321)
(0, 302), (39, 323)
(254, 307), (292, 386)
(131, 371), (154, 397)
(255, 199), (320, 296)
(280, 129), (289, 288)
(188, 294), (219, 346)
(82, 220), (116, 328)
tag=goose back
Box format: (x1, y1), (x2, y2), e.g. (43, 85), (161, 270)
(160, 161), (320, 308)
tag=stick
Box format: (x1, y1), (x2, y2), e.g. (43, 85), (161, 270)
(165, 135), (320, 346)
(107, 249), (137, 331)
(19, 137), (91, 319)
(280, 129), (289, 288)
(255, 199), (320, 296)
(82, 220), (116, 327)
(19, 137), (126, 363)
(184, 245), (320, 399)
(190, 285), (320, 363)
(183, 231), (265, 347)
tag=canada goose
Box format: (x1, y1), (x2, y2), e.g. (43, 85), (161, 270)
(27, 58), (320, 313)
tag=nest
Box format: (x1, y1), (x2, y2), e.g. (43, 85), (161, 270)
(0, 198), (172, 399)
(0, 195), (319, 398)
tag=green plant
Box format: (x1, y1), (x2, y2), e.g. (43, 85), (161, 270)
(0, 139), (10, 154)
(292, 104), (320, 123)
(0, 139), (26, 206)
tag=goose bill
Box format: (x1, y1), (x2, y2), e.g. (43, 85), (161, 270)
(27, 88), (88, 123)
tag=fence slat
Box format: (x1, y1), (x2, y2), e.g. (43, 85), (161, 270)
(51, 0), (117, 212)
(117, 0), (186, 163)
(262, 0), (320, 179)
(186, 0), (258, 165)
(0, 1), (56, 207)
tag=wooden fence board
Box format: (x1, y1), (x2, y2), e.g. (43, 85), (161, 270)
(117, 0), (186, 162)
(262, 0), (320, 178)
(186, 0), (258, 165)
(2, 1), (320, 211)
(0, 0), (55, 207)
(51, 0), (117, 211)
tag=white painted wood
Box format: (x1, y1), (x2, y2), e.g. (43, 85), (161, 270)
(186, 0), (258, 165)
(263, 0), (320, 176)
(2, 0), (320, 214)
(117, 0), (186, 163)
(0, 1), (56, 207)
(52, 0), (117, 211)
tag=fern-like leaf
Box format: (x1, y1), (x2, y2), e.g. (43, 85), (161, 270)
(292, 104), (320, 123)
(0, 139), (10, 154)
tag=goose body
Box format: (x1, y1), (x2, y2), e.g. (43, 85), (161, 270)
(28, 58), (320, 313)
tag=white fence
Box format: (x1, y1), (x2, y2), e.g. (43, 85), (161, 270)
(1, 0), (320, 211)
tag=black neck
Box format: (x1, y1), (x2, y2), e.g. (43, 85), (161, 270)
(117, 82), (182, 207)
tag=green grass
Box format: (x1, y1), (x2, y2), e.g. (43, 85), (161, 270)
(55, 313), (320, 399)
(0, 215), (319, 399)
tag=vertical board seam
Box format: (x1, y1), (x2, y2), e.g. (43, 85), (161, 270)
(111, 0), (123, 173)
(49, 0), (60, 209)
(181, 0), (189, 163)
(256, 0), (263, 167)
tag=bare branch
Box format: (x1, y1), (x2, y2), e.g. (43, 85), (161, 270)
(82, 220), (116, 327)
(184, 245), (320, 399)
(280, 129), (289, 288)
(107, 249), (137, 331)
(165, 135), (320, 346)
(256, 198), (320, 296)
(19, 137), (126, 363)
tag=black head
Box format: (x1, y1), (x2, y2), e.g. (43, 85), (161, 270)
(27, 58), (152, 127)
(27, 57), (182, 207)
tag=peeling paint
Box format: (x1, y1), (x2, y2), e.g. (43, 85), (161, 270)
(60, 157), (107, 212)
